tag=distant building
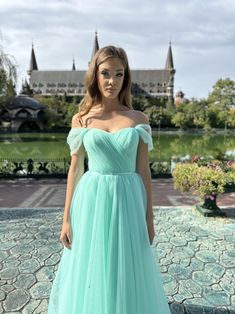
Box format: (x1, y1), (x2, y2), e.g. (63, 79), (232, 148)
(174, 90), (189, 106)
(27, 33), (176, 101)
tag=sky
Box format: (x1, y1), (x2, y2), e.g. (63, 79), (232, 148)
(0, 0), (235, 99)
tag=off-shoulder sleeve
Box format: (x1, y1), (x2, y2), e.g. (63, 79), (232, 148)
(135, 124), (154, 151)
(67, 128), (88, 156)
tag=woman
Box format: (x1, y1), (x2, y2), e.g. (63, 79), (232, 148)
(47, 45), (171, 314)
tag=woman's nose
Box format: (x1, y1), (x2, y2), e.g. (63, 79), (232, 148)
(108, 77), (114, 85)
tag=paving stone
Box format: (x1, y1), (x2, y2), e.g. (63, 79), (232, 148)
(172, 246), (195, 259)
(10, 243), (35, 255)
(219, 281), (234, 295)
(222, 249), (235, 259)
(204, 287), (230, 306)
(21, 299), (41, 314)
(0, 241), (16, 250)
(31, 239), (48, 247)
(30, 282), (52, 299)
(33, 299), (49, 313)
(204, 263), (226, 279)
(3, 289), (30, 312)
(3, 256), (21, 268)
(156, 242), (173, 251)
(179, 258), (191, 267)
(160, 257), (172, 266)
(0, 251), (9, 262)
(163, 278), (178, 295)
(0, 267), (19, 280)
(18, 259), (41, 273)
(18, 253), (32, 261)
(192, 271), (217, 285)
(173, 284), (193, 303)
(36, 266), (54, 281)
(168, 264), (191, 279)
(13, 274), (36, 290)
(0, 289), (6, 301)
(220, 256), (235, 268)
(211, 283), (222, 291)
(180, 279), (202, 295)
(170, 237), (188, 246)
(190, 226), (209, 237)
(195, 250), (220, 263)
(45, 252), (61, 266)
(1, 284), (14, 293)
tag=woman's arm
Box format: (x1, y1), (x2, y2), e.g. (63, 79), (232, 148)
(60, 115), (85, 249)
(63, 146), (85, 223)
(136, 138), (155, 244)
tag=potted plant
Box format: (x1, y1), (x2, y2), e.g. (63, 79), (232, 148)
(172, 156), (235, 217)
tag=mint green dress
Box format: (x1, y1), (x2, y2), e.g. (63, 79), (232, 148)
(47, 123), (171, 314)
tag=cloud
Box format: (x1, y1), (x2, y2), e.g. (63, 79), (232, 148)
(0, 0), (235, 98)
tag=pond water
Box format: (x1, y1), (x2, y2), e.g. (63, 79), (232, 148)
(0, 131), (235, 162)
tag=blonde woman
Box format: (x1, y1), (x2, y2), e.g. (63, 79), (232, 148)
(47, 45), (171, 314)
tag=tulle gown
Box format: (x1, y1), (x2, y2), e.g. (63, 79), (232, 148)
(47, 123), (171, 314)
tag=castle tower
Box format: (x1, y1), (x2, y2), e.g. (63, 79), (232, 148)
(27, 44), (38, 77)
(72, 58), (76, 71)
(165, 42), (176, 101)
(89, 31), (99, 66)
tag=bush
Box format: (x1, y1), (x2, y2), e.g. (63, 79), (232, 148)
(172, 159), (235, 199)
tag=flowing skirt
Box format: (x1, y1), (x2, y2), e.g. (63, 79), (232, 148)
(47, 170), (171, 314)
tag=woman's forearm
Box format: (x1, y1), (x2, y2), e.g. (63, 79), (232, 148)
(63, 168), (77, 223)
(63, 157), (84, 223)
(139, 167), (153, 221)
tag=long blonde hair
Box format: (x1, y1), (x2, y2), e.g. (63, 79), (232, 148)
(77, 45), (133, 126)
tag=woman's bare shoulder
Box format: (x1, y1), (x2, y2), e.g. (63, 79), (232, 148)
(71, 113), (83, 128)
(130, 110), (149, 125)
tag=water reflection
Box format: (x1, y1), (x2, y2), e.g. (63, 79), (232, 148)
(0, 132), (235, 161)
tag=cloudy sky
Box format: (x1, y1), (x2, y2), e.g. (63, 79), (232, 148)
(0, 0), (235, 99)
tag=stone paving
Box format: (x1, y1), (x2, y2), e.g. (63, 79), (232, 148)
(1, 178), (235, 209)
(0, 205), (235, 313)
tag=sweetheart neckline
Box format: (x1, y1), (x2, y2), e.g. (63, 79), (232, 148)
(71, 123), (150, 134)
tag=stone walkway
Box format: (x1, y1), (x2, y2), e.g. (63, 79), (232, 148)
(1, 178), (235, 209)
(0, 179), (235, 313)
(0, 205), (235, 313)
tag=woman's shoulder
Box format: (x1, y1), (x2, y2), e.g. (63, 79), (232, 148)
(71, 113), (84, 128)
(130, 110), (149, 125)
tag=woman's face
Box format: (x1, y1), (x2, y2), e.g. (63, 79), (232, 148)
(97, 57), (125, 101)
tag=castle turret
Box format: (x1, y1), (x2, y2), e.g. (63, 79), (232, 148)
(72, 58), (76, 71)
(165, 42), (174, 70)
(165, 42), (176, 101)
(89, 31), (99, 66)
(27, 44), (38, 77)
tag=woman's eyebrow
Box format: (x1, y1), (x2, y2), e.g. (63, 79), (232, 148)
(100, 68), (124, 72)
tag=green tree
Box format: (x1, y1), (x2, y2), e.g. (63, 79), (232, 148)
(171, 111), (188, 130)
(208, 78), (235, 130)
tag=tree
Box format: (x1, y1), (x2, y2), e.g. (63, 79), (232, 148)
(171, 111), (189, 130)
(0, 43), (17, 107)
(208, 78), (235, 130)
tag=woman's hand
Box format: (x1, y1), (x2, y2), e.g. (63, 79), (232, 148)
(147, 218), (155, 245)
(60, 221), (72, 249)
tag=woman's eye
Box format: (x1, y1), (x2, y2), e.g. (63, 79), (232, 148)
(101, 71), (109, 76)
(116, 73), (124, 77)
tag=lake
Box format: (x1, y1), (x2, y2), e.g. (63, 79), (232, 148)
(0, 131), (235, 162)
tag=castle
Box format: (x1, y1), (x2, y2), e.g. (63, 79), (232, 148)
(27, 33), (176, 101)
